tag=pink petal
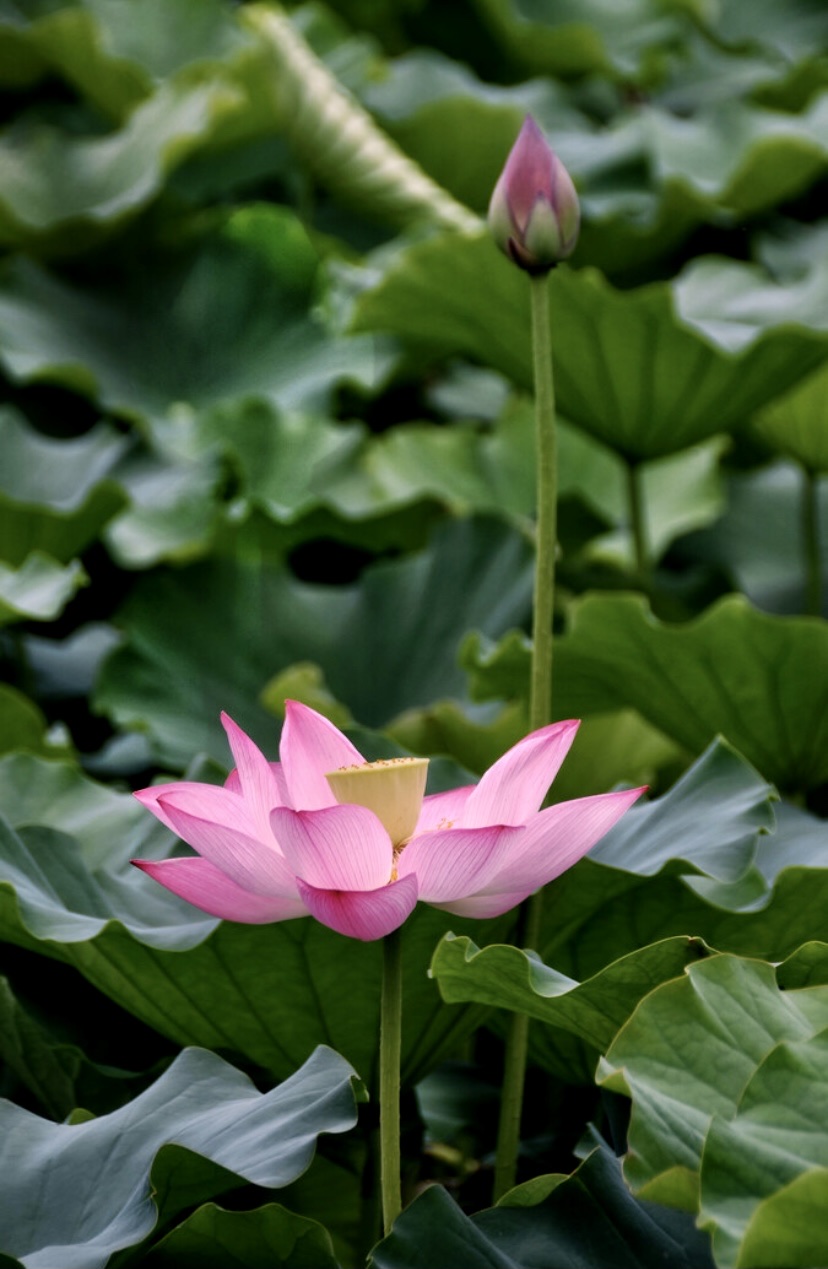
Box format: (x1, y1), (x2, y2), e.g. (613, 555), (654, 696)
(225, 760), (287, 801)
(270, 804), (392, 891)
(134, 781), (247, 836)
(413, 785), (474, 834)
(296, 873), (418, 941)
(132, 857), (308, 924)
(429, 889), (529, 919)
(137, 781), (258, 837)
(460, 720), (580, 828)
(481, 787), (646, 895)
(158, 793), (300, 897)
(501, 115), (555, 233)
(221, 714), (287, 833)
(397, 825), (524, 903)
(280, 700), (365, 810)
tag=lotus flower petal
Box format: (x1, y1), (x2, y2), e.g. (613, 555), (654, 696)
(133, 857), (309, 923)
(460, 720), (579, 828)
(296, 873), (418, 941)
(397, 824), (524, 903)
(221, 712), (288, 834)
(280, 699), (365, 810)
(225, 761), (287, 800)
(158, 793), (299, 897)
(134, 780), (250, 837)
(481, 787), (646, 894)
(270, 803), (393, 891)
(430, 888), (530, 919)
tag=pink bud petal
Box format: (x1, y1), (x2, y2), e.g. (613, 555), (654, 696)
(488, 115), (580, 272)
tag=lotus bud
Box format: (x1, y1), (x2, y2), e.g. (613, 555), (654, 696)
(488, 115), (580, 274)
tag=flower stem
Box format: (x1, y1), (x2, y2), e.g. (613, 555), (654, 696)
(528, 272), (558, 731)
(626, 459), (649, 582)
(802, 465), (823, 617)
(380, 924), (403, 1234)
(493, 271), (557, 1203)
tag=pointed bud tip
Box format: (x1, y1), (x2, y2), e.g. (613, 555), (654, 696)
(488, 115), (580, 274)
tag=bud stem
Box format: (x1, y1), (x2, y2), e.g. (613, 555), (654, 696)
(528, 273), (558, 732)
(627, 460), (650, 583)
(493, 271), (558, 1202)
(803, 465), (823, 617)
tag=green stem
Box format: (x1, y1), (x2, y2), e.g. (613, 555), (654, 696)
(802, 465), (823, 617)
(528, 272), (558, 731)
(493, 271), (557, 1203)
(380, 925), (403, 1235)
(493, 885), (545, 1200)
(626, 460), (649, 582)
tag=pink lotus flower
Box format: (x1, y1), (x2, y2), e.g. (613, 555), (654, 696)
(133, 701), (642, 942)
(488, 114), (580, 273)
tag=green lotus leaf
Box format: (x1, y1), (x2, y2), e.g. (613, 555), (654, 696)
(464, 592), (828, 792)
(467, 0), (682, 80)
(370, 1142), (714, 1268)
(202, 395), (707, 545)
(0, 750), (171, 869)
(352, 234), (828, 460)
(750, 359), (828, 473)
(0, 0), (254, 116)
(597, 952), (828, 1267)
(108, 394), (535, 565)
(322, 401), (536, 524)
(0, 686), (70, 759)
(735, 1169), (828, 1269)
(361, 48), (591, 216)
(674, 250), (828, 354)
(0, 410), (127, 566)
(0, 1044), (359, 1269)
(701, 1033), (828, 1267)
(0, 206), (388, 423)
(0, 973), (150, 1121)
(142, 1202), (338, 1269)
(585, 436), (727, 567)
(0, 553), (86, 625)
(644, 92), (828, 219)
(0, 78), (243, 253)
(103, 440), (224, 568)
(95, 516), (534, 766)
(535, 791), (828, 997)
(244, 4), (478, 234)
(432, 935), (709, 1062)
(689, 0), (828, 63)
(682, 462), (828, 615)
